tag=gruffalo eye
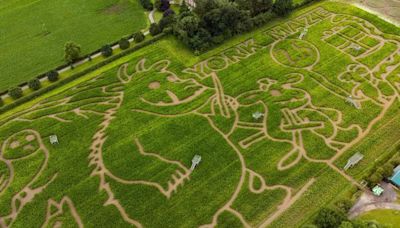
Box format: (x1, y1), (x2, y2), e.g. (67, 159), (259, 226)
(2, 131), (40, 160)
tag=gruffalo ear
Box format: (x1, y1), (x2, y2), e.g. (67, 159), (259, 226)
(151, 60), (170, 72)
(118, 63), (133, 84)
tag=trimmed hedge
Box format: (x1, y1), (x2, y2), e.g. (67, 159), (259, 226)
(119, 38), (130, 50)
(28, 78), (41, 91)
(101, 44), (113, 57)
(0, 32), (166, 114)
(134, 31), (145, 43)
(8, 87), (23, 100)
(47, 70), (59, 82)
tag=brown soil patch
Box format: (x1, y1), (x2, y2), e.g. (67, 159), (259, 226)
(26, 135), (35, 142)
(270, 90), (282, 97)
(10, 141), (19, 149)
(23, 144), (35, 151)
(102, 4), (124, 15)
(148, 81), (160, 90)
(167, 75), (178, 82)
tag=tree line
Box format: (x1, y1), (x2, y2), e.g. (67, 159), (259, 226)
(172, 0), (295, 52)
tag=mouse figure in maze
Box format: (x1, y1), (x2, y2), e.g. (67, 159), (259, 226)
(234, 73), (350, 166)
(0, 130), (55, 227)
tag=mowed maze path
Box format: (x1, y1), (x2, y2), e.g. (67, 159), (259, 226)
(1, 1), (400, 227)
(0, 0), (147, 92)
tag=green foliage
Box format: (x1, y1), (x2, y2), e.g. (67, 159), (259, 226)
(0, 97), (3, 107)
(367, 173), (383, 188)
(28, 78), (41, 91)
(338, 221), (354, 228)
(381, 163), (394, 177)
(314, 208), (347, 228)
(149, 23), (162, 36)
(155, 0), (170, 12)
(273, 0), (293, 16)
(139, 0), (154, 10)
(118, 38), (130, 50)
(134, 31), (145, 43)
(335, 199), (353, 214)
(173, 0), (254, 51)
(64, 42), (81, 63)
(47, 70), (59, 82)
(101, 45), (113, 58)
(236, 0), (273, 16)
(8, 87), (23, 100)
(179, 1), (190, 14)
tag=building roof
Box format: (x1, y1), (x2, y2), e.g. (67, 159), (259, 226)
(394, 165), (400, 173)
(390, 167), (400, 186)
(372, 185), (384, 196)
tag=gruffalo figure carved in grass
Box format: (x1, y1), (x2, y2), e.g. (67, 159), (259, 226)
(89, 58), (246, 227)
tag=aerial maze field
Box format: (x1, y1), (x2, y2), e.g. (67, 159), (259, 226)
(1, 2), (400, 228)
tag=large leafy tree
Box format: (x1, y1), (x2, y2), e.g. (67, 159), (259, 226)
(314, 208), (347, 228)
(236, 0), (273, 16)
(273, 0), (293, 16)
(64, 42), (81, 63)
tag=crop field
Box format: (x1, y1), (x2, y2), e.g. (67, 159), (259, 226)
(1, 2), (400, 227)
(0, 0), (146, 92)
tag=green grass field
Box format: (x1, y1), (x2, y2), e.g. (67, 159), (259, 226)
(1, 1), (400, 227)
(0, 0), (146, 92)
(358, 209), (400, 227)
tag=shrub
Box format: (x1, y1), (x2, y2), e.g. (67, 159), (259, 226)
(119, 38), (130, 50)
(156, 0), (170, 12)
(163, 8), (175, 17)
(391, 157), (400, 166)
(64, 41), (81, 63)
(273, 0), (293, 16)
(0, 97), (3, 107)
(314, 208), (347, 228)
(139, 0), (153, 11)
(101, 45), (113, 57)
(149, 23), (162, 36)
(381, 163), (394, 177)
(9, 87), (23, 100)
(28, 78), (41, 91)
(367, 173), (383, 187)
(47, 70), (59, 82)
(134, 31), (145, 43)
(335, 199), (353, 213)
(338, 221), (354, 228)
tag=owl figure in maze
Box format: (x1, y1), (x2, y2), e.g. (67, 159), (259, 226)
(0, 130), (54, 227)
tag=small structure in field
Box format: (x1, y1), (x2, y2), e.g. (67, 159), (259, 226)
(49, 135), (59, 145)
(299, 28), (308, 40)
(372, 185), (384, 196)
(252, 112), (264, 120)
(344, 152), (364, 170)
(346, 96), (361, 109)
(191, 155), (202, 170)
(352, 44), (362, 52)
(389, 165), (400, 187)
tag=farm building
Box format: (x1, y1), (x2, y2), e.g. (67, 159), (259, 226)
(389, 165), (400, 187)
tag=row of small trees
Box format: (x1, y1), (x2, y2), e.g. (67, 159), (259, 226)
(64, 31), (149, 64)
(366, 151), (400, 188)
(4, 24), (165, 102)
